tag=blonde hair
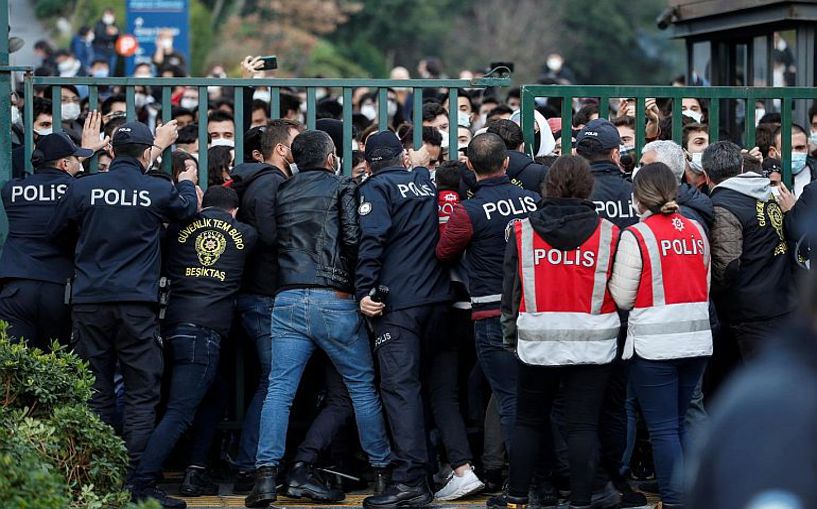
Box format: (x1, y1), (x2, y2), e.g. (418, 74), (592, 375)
(633, 163), (679, 215)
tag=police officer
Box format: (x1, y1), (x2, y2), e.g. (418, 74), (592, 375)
(49, 121), (198, 474)
(501, 155), (621, 509)
(357, 131), (452, 509)
(131, 186), (256, 508)
(0, 132), (91, 349)
(436, 133), (539, 449)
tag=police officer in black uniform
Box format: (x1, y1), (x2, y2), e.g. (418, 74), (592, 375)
(357, 131), (452, 509)
(49, 121), (198, 475)
(131, 186), (256, 508)
(0, 132), (91, 349)
(576, 118), (641, 503)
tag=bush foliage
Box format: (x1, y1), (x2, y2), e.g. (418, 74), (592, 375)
(0, 327), (158, 509)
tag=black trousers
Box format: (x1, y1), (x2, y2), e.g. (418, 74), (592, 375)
(0, 279), (70, 350)
(71, 302), (164, 469)
(732, 313), (792, 360)
(508, 361), (612, 506)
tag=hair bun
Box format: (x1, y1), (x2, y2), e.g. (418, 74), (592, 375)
(660, 200), (680, 214)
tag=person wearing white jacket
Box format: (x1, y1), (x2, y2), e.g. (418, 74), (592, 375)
(609, 162), (712, 509)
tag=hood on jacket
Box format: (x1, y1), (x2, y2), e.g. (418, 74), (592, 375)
(678, 182), (714, 225)
(714, 171), (772, 202)
(507, 150), (541, 178)
(528, 198), (599, 251)
(230, 162), (284, 195)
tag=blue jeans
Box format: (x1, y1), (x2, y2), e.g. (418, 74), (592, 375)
(133, 324), (221, 486)
(630, 356), (708, 505)
(234, 293), (275, 472)
(255, 289), (391, 469)
(474, 316), (518, 449)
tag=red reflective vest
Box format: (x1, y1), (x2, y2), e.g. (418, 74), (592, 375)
(515, 217), (620, 366)
(623, 213), (713, 360)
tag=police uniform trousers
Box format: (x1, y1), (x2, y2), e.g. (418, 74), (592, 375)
(372, 304), (450, 485)
(71, 302), (164, 469)
(0, 279), (70, 350)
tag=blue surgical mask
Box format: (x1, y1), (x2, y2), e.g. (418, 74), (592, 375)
(791, 152), (808, 175)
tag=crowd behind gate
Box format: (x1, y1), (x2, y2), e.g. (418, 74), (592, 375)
(5, 41), (817, 509)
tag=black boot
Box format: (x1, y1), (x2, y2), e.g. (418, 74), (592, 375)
(132, 483), (187, 509)
(180, 467), (219, 497)
(244, 466), (277, 508)
(362, 478), (433, 509)
(233, 470), (255, 495)
(487, 493), (528, 509)
(285, 462), (345, 503)
(374, 466), (392, 496)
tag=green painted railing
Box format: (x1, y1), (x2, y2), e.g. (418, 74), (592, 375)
(521, 85), (817, 187)
(15, 74), (511, 190)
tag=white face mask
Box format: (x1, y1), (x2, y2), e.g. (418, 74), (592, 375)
(547, 57), (563, 72)
(691, 152), (703, 168)
(62, 103), (81, 121)
(180, 98), (198, 110)
(360, 104), (377, 121)
(289, 163), (299, 175)
(134, 93), (151, 108)
(11, 106), (20, 125)
(457, 111), (471, 128)
(34, 127), (52, 137)
(210, 138), (235, 148)
(683, 110), (703, 123)
(387, 100), (398, 118)
(809, 131), (817, 147)
(103, 14), (115, 25)
(253, 90), (271, 103)
(755, 108), (766, 125)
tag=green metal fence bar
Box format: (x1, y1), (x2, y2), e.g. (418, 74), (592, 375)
(88, 86), (99, 172)
(306, 87), (317, 131)
(599, 96), (609, 120)
(197, 87), (208, 189)
(23, 75), (34, 173)
(233, 87), (244, 164)
(745, 99), (756, 149)
(51, 86), (62, 130)
(270, 87), (280, 120)
(377, 87), (388, 132)
(781, 96), (793, 188)
(709, 98), (720, 143)
(0, 3), (10, 188)
(635, 97), (646, 158)
(342, 87), (353, 176)
(448, 87), (457, 160)
(161, 87), (172, 174)
(671, 93), (683, 146)
(413, 87), (423, 150)
(561, 95), (572, 153)
(125, 87), (136, 122)
(520, 87), (536, 159)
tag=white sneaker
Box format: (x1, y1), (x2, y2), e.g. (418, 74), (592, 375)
(434, 466), (485, 501)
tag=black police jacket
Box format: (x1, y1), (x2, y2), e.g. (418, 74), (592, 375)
(589, 161), (638, 229)
(437, 175), (539, 316)
(231, 162), (287, 296)
(275, 167), (359, 294)
(0, 167), (75, 284)
(163, 208), (257, 337)
(356, 166), (452, 310)
(710, 182), (795, 323)
(506, 150), (548, 193)
(49, 155), (198, 304)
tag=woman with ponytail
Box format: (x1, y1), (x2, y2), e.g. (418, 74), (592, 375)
(609, 162), (712, 509)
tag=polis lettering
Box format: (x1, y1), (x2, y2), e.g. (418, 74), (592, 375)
(483, 196), (537, 220)
(10, 183), (68, 203)
(659, 238), (705, 257)
(533, 248), (595, 268)
(397, 182), (434, 199)
(90, 189), (152, 207)
(594, 200), (637, 219)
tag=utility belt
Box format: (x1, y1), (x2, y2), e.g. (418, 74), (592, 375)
(63, 276), (172, 319)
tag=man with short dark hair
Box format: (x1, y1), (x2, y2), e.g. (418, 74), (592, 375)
(357, 131), (452, 509)
(49, 121), (197, 506)
(436, 132), (539, 484)
(705, 140), (795, 358)
(132, 186), (256, 508)
(487, 119), (548, 193)
(230, 118), (304, 492)
(769, 123), (816, 196)
(246, 130), (391, 507)
(11, 97), (54, 178)
(207, 110), (235, 147)
(0, 133), (92, 349)
(251, 99), (270, 128)
(422, 102), (450, 133)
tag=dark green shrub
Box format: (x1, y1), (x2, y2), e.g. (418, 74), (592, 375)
(0, 424), (70, 509)
(34, 0), (73, 19)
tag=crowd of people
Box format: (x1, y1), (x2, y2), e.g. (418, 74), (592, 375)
(4, 43), (817, 509)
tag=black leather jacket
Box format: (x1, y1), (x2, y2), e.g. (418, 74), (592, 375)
(274, 167), (359, 294)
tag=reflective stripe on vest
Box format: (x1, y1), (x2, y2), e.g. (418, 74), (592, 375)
(516, 218), (620, 366)
(623, 215), (713, 361)
(471, 294), (502, 304)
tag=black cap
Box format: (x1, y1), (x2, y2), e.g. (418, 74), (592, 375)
(31, 132), (93, 166)
(364, 131), (403, 163)
(576, 119), (621, 151)
(112, 121), (155, 147)
(317, 119), (344, 159)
